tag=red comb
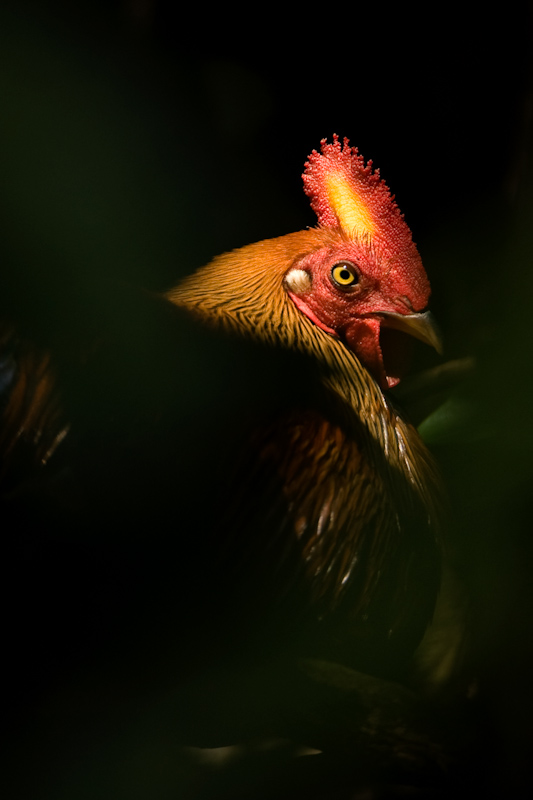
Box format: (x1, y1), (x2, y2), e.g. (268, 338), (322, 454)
(303, 135), (415, 257)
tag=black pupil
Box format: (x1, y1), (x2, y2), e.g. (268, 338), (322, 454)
(340, 268), (351, 281)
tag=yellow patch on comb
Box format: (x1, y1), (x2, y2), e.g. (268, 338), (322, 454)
(326, 171), (376, 239)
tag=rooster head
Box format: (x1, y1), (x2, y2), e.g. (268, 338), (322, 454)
(284, 136), (441, 389)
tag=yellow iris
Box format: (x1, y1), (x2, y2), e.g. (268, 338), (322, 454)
(331, 262), (358, 287)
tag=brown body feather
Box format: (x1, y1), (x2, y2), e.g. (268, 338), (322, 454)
(0, 325), (66, 480)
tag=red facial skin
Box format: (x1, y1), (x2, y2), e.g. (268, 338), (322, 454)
(286, 242), (431, 390)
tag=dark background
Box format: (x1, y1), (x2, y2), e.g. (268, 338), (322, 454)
(1, 1), (533, 796)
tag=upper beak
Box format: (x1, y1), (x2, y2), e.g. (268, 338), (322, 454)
(379, 310), (443, 355)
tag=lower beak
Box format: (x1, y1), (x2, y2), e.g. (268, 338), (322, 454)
(379, 310), (443, 355)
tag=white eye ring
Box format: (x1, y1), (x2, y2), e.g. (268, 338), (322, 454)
(285, 269), (312, 293)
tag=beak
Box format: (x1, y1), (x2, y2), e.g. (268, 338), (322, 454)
(379, 310), (443, 355)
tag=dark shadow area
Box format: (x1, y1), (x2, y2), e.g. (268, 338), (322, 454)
(1, 1), (533, 796)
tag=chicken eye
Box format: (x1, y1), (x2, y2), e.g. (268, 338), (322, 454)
(331, 262), (359, 288)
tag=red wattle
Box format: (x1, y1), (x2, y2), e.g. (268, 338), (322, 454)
(345, 318), (389, 390)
